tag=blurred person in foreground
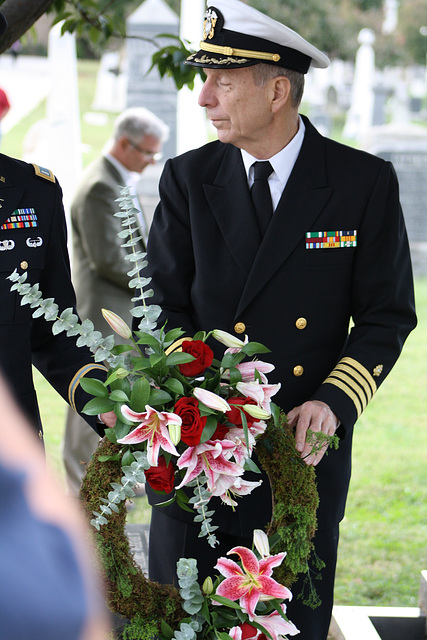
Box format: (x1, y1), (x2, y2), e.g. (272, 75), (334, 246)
(0, 373), (110, 640)
(63, 107), (168, 495)
(0, 12), (116, 445)
(0, 83), (10, 146)
(140, 1), (417, 638)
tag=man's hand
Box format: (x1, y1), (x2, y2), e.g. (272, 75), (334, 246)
(99, 410), (117, 428)
(287, 400), (339, 466)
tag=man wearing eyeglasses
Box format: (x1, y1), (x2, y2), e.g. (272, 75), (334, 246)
(62, 107), (169, 495)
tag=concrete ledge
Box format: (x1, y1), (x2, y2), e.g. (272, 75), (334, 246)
(329, 606), (425, 640)
(419, 570), (427, 618)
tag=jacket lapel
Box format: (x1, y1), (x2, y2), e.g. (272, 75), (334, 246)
(235, 118), (333, 316)
(203, 144), (261, 277)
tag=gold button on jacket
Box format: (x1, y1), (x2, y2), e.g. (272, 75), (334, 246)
(20, 260), (28, 270)
(295, 317), (307, 330)
(293, 365), (304, 377)
(234, 322), (246, 334)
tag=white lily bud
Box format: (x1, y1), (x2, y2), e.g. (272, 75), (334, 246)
(242, 404), (271, 420)
(193, 387), (231, 413)
(253, 529), (270, 558)
(202, 576), (214, 595)
(102, 309), (132, 339)
(212, 329), (247, 349)
(168, 422), (182, 446)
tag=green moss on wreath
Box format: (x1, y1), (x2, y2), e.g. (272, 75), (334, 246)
(256, 414), (319, 588)
(80, 438), (185, 631)
(80, 414), (320, 630)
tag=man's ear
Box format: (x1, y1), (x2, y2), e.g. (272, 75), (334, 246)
(270, 76), (292, 112)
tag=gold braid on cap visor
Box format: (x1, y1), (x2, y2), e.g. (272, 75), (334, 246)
(199, 40), (281, 62)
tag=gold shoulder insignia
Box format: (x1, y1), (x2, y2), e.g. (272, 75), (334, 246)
(32, 163), (56, 183)
(373, 364), (383, 377)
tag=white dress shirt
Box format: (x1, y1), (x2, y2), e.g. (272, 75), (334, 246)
(241, 115), (305, 211)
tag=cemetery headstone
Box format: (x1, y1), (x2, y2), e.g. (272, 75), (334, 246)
(126, 0), (179, 161)
(368, 124), (427, 276)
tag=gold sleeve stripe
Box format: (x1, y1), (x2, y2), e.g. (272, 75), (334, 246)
(339, 357), (377, 394)
(68, 364), (108, 412)
(334, 363), (374, 404)
(323, 376), (364, 418)
(324, 370), (368, 412)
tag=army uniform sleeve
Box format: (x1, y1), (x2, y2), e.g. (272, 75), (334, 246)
(28, 170), (107, 434)
(312, 161), (416, 428)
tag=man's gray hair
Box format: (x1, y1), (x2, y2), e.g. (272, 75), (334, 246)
(113, 107), (169, 143)
(251, 64), (305, 108)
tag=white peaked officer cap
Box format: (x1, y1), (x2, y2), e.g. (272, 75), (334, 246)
(186, 0), (329, 73)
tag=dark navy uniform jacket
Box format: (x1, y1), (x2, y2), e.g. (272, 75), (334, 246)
(0, 154), (106, 439)
(142, 116), (417, 532)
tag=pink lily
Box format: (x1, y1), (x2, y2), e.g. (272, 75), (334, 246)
(214, 544), (291, 620)
(216, 477), (263, 507)
(236, 381), (281, 414)
(222, 361), (275, 384)
(250, 605), (299, 638)
(118, 405), (180, 467)
(229, 605), (299, 640)
(193, 387), (231, 412)
(175, 440), (242, 493)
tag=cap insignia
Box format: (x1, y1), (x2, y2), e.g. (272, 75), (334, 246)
(203, 8), (219, 40)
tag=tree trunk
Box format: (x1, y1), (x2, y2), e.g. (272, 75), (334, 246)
(0, 0), (55, 53)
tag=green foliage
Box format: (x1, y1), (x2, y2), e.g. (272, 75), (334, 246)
(399, 0), (427, 65)
(150, 37), (206, 91)
(122, 615), (159, 640)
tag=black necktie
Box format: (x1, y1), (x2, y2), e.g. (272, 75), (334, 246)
(251, 161), (273, 236)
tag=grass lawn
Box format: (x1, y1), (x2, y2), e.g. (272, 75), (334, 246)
(5, 56), (426, 608)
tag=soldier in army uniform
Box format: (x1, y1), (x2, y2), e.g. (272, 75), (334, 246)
(0, 12), (115, 440)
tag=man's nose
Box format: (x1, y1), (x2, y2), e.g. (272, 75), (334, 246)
(198, 77), (215, 107)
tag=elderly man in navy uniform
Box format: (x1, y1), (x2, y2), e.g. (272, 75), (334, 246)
(141, 1), (417, 638)
(0, 12), (115, 441)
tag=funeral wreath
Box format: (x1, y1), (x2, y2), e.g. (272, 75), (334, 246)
(8, 188), (338, 640)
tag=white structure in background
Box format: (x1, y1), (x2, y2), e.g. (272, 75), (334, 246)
(22, 24), (82, 251)
(177, 0), (208, 154)
(382, 0), (399, 34)
(343, 28), (376, 144)
(92, 51), (127, 112)
(43, 23), (82, 231)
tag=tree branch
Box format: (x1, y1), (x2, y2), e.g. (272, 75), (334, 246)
(0, 0), (56, 52)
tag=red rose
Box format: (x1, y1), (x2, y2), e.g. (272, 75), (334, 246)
(211, 423), (229, 441)
(238, 623), (266, 640)
(174, 397), (207, 446)
(145, 457), (175, 493)
(225, 397), (258, 428)
(178, 340), (214, 377)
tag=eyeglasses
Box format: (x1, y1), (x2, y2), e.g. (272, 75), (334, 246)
(127, 139), (163, 161)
